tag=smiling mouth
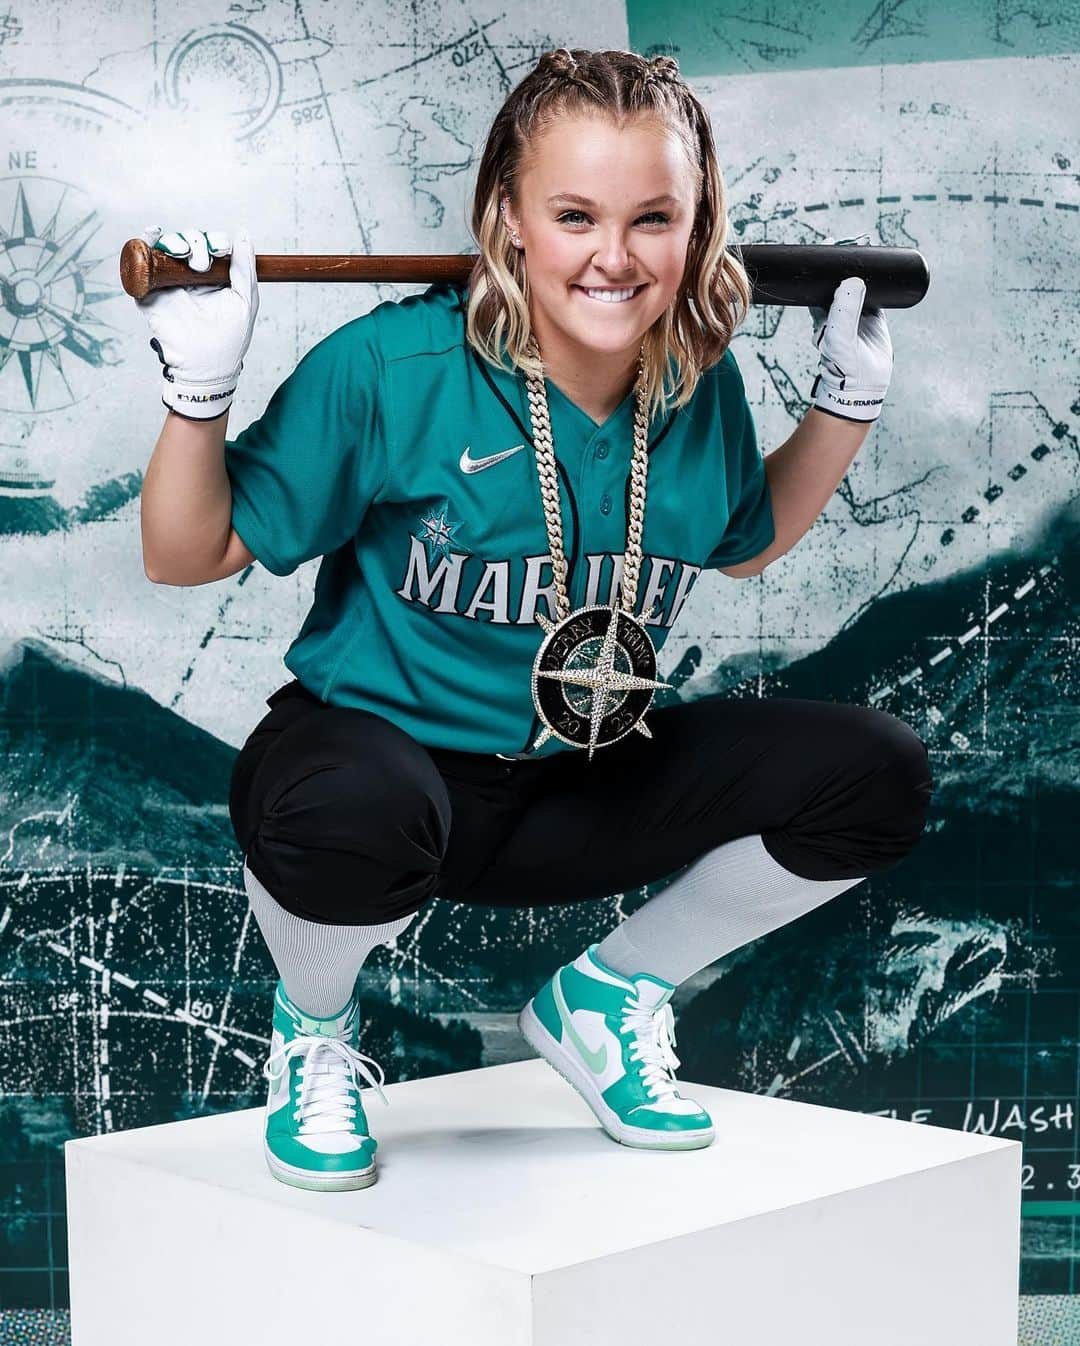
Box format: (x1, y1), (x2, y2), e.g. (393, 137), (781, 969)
(573, 284), (648, 304)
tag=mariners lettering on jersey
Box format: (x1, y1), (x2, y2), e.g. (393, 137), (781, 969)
(395, 531), (701, 629)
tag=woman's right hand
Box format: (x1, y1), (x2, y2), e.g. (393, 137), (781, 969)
(135, 226), (260, 421)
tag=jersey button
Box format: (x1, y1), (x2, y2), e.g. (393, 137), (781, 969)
(600, 493), (612, 515)
(595, 440), (609, 458)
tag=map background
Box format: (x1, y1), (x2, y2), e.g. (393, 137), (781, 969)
(0, 1), (1075, 1339)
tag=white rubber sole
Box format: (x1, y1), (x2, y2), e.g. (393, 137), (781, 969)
(518, 998), (714, 1151)
(264, 1141), (378, 1192)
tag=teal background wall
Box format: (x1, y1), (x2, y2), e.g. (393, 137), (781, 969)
(0, 1), (1076, 1340)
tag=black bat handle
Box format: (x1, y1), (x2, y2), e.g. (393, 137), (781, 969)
(737, 243), (928, 309)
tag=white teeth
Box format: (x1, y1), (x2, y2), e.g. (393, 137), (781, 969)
(582, 286), (639, 303)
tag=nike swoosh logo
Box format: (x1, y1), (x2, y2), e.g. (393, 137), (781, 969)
(459, 443), (526, 474)
(265, 1032), (291, 1112)
(552, 969), (607, 1074)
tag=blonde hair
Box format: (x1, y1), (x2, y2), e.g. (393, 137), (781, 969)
(465, 46), (752, 427)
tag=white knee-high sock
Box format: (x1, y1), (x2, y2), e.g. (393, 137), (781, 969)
(243, 861), (417, 1017)
(594, 834), (865, 987)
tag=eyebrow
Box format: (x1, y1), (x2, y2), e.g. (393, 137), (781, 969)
(546, 193), (678, 209)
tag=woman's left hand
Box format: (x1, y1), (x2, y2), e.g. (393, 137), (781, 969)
(808, 234), (893, 423)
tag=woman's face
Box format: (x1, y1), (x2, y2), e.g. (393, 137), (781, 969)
(504, 113), (698, 366)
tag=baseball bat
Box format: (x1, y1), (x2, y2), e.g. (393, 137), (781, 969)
(120, 240), (929, 309)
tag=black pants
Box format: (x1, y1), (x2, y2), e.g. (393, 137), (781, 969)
(228, 681), (934, 926)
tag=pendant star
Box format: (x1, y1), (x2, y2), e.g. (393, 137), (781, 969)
(532, 607), (672, 759)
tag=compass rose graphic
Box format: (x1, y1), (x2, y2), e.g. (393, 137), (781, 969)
(0, 178), (125, 414)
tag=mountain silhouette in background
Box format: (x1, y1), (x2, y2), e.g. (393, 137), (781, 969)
(756, 494), (1078, 811)
(0, 470), (143, 539)
(0, 635), (236, 872)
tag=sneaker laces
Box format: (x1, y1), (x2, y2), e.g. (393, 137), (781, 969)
(619, 1000), (682, 1104)
(263, 1035), (389, 1134)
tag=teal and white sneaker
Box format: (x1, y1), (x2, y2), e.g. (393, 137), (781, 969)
(518, 943), (714, 1150)
(261, 979), (389, 1191)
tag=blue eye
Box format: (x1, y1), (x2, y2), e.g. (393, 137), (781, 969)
(557, 210), (670, 226)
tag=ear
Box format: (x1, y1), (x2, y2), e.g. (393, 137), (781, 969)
(500, 195), (523, 249)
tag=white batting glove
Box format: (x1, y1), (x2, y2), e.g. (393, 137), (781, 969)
(136, 226), (259, 421)
(808, 234), (893, 423)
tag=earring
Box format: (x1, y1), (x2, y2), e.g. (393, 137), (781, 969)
(501, 198), (521, 248)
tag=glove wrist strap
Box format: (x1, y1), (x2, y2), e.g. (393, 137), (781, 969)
(160, 370), (240, 420)
(810, 374), (882, 423)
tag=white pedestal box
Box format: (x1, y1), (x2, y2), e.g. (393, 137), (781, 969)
(66, 1058), (1021, 1346)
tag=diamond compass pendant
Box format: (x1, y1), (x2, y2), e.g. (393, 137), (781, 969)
(530, 604), (673, 759)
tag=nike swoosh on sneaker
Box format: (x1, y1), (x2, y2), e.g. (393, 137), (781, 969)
(459, 443), (526, 473)
(265, 1030), (290, 1113)
(552, 969), (608, 1074)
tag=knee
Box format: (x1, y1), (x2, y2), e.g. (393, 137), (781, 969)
(770, 704), (935, 881)
(265, 753), (451, 860)
(856, 708), (934, 856)
(251, 748), (452, 923)
(865, 710), (933, 802)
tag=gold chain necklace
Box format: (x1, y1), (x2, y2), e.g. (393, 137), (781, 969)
(522, 333), (671, 758)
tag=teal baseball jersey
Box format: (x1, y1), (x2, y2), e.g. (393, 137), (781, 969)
(224, 282), (774, 758)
